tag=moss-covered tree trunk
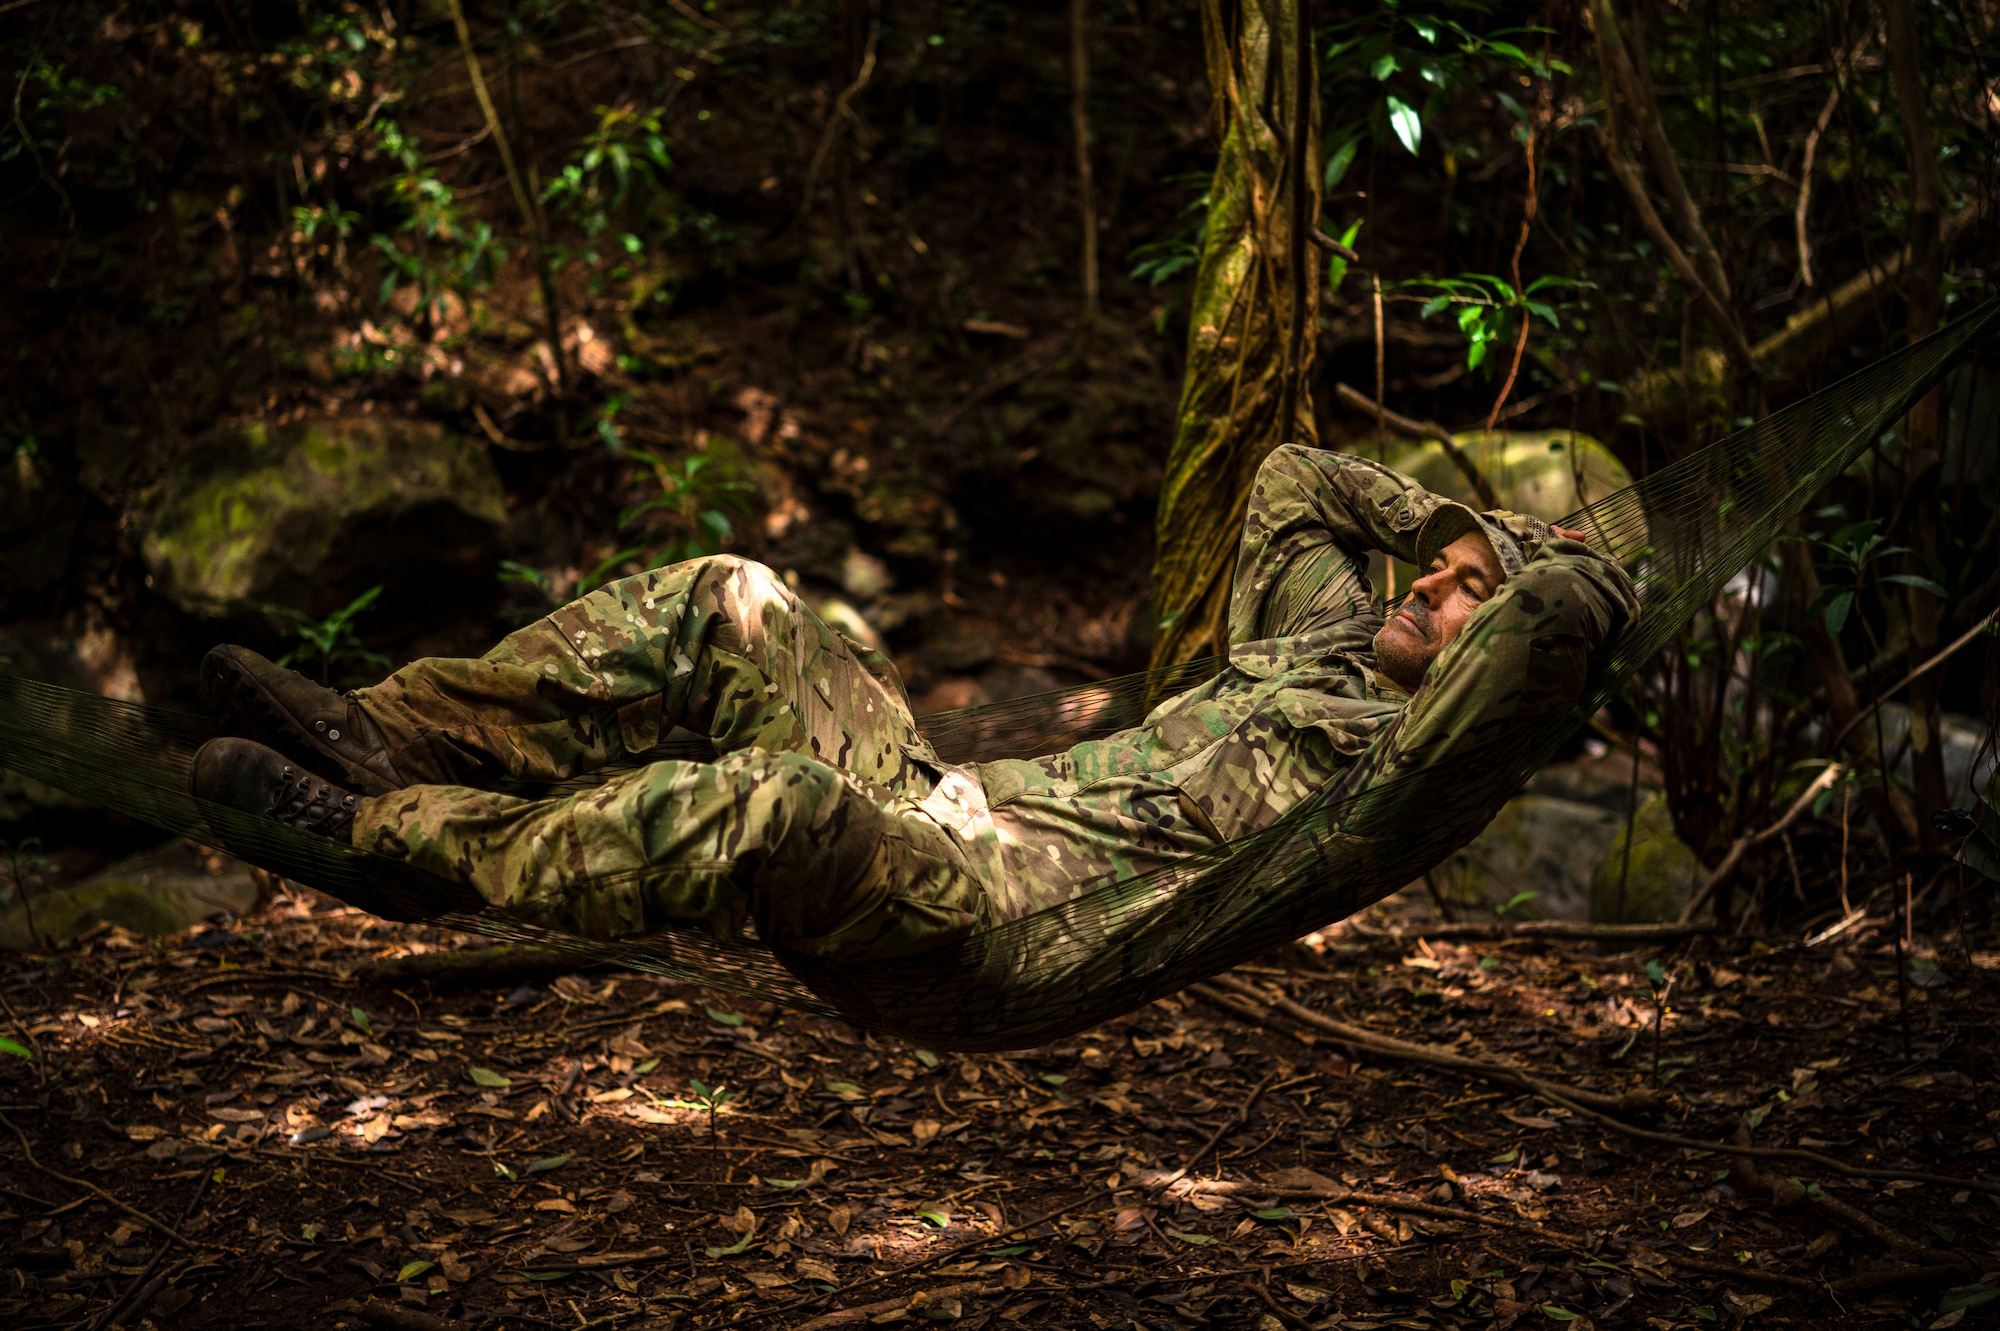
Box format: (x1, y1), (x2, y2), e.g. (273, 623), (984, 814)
(1148, 0), (1321, 670)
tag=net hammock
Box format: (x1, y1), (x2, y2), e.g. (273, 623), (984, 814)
(2, 300), (1995, 1050)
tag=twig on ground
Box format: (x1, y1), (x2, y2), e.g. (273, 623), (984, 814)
(1396, 919), (1711, 943)
(1175, 1067), (1279, 1180)
(794, 1281), (998, 1331)
(1151, 1175), (1584, 1247)
(747, 1196), (1096, 1326)
(88, 1166), (214, 1331)
(1726, 1122), (1970, 1270)
(0, 1111), (206, 1248)
(1203, 974), (2000, 1196)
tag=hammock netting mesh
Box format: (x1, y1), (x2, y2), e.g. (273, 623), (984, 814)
(3, 301), (1995, 1049)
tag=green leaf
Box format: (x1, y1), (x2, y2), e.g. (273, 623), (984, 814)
(1251, 1207), (1294, 1221)
(397, 1259), (435, 1282)
(1541, 1307), (1580, 1322)
(826, 1081), (865, 1098)
(492, 1160), (518, 1181)
(1324, 136), (1360, 191)
(705, 1005), (745, 1027)
(1451, 1279), (1471, 1300)
(468, 1067), (512, 1088)
(1169, 1230), (1216, 1246)
(1942, 1285), (2000, 1313)
(765, 1177), (804, 1189)
(350, 1007), (371, 1034)
(0, 1036), (32, 1060)
(525, 1154), (570, 1175)
(915, 1049), (940, 1068)
(1371, 52), (1399, 80)
(1385, 95), (1422, 155)
(1878, 573), (1948, 598)
(1039, 1073), (1069, 1086)
(917, 1209), (951, 1228)
(634, 1058), (660, 1074)
(705, 1224), (756, 1258)
(1489, 1147), (1520, 1164)
(1690, 1306), (1717, 1322)
(985, 1244), (1033, 1257)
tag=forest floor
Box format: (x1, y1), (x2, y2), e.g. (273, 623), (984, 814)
(4, 871), (1999, 1331)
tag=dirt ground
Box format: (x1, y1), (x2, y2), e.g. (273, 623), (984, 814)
(3, 874), (1998, 1331)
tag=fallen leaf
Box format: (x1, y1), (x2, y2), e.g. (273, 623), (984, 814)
(397, 1259), (435, 1282)
(1503, 1112), (1560, 1130)
(1727, 1291), (1775, 1316)
(533, 1198), (576, 1213)
(797, 1257), (838, 1284)
(1286, 1284), (1332, 1304)
(826, 1203), (852, 1237)
(468, 1067), (513, 1088)
(207, 1107), (263, 1124)
(524, 1154), (570, 1174)
(1168, 1230), (1215, 1246)
(704, 1006), (745, 1027)
(1671, 1208), (1712, 1229)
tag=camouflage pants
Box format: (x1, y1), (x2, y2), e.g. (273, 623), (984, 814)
(349, 556), (991, 961)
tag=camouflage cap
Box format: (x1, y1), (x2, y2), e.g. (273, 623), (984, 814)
(1414, 501), (1552, 577)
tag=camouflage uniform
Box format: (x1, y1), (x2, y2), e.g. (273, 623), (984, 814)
(351, 446), (1638, 960)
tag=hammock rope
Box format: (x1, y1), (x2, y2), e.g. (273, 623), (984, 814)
(3, 300), (1995, 1049)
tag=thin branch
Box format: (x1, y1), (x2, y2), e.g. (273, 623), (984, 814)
(1794, 85), (1842, 288)
(796, 19), (880, 231)
(1829, 604), (2000, 753)
(1679, 762), (1847, 922)
(1071, 0), (1099, 325)
(0, 1111), (207, 1248)
(1331, 382), (1499, 509)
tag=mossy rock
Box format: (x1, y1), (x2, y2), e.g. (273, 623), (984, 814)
(0, 857), (263, 949)
(1383, 430), (1634, 525)
(1432, 794), (1626, 920)
(141, 415), (507, 621)
(1590, 794), (1705, 923)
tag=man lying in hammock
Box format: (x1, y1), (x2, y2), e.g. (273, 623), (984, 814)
(191, 445), (1638, 961)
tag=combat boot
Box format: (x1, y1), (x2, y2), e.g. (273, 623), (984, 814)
(200, 645), (406, 795)
(190, 738), (362, 841)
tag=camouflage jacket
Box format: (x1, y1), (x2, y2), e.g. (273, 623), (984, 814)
(915, 445), (1641, 923)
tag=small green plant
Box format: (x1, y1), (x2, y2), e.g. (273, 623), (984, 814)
(263, 584), (392, 685)
(1800, 514), (1946, 640)
(687, 1078), (737, 1150)
(369, 119), (508, 338)
(0, 837), (54, 951)
(1645, 958), (1675, 1084)
(1404, 272), (1590, 373)
(583, 449), (753, 592)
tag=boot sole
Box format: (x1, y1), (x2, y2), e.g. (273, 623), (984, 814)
(199, 650), (398, 796)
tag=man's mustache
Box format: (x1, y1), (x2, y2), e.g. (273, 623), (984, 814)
(1392, 598), (1433, 642)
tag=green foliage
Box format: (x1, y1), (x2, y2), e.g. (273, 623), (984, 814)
(543, 102), (675, 284)
(1404, 272), (1591, 372)
(1800, 515), (1946, 640)
(264, 584), (392, 686)
(1318, 1), (1566, 167)
(369, 120), (508, 337)
(583, 448), (754, 591)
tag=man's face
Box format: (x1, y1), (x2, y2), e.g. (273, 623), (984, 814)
(1372, 531), (1506, 692)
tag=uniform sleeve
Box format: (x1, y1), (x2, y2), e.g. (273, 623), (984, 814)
(1227, 445), (1488, 645)
(1333, 536), (1641, 835)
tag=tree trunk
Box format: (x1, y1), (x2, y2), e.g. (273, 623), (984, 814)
(1884, 0), (1948, 849)
(1148, 0), (1320, 670)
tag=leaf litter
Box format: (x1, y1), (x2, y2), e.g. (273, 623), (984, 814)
(0, 881), (1995, 1329)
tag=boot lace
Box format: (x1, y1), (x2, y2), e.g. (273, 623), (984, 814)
(266, 765), (357, 839)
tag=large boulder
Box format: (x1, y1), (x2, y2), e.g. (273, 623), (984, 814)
(1431, 795), (1627, 921)
(141, 415), (508, 622)
(0, 845), (264, 949)
(1590, 795), (1705, 923)
(1383, 430), (1634, 524)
